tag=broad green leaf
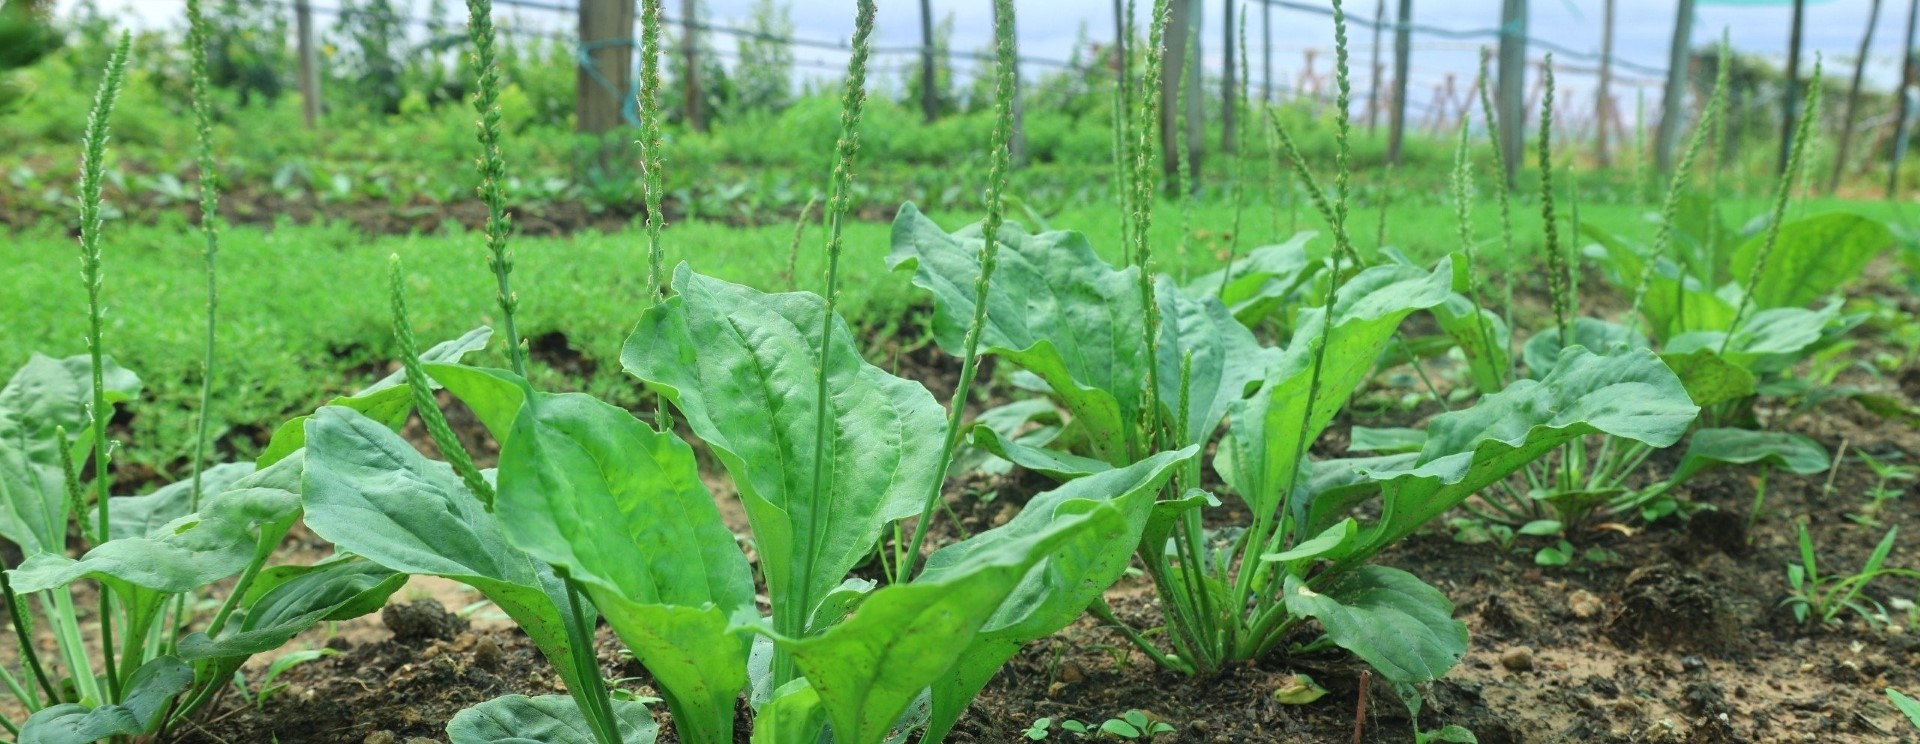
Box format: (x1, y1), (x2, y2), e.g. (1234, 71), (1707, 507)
(1349, 427), (1426, 454)
(1641, 271), (1738, 342)
(178, 556), (403, 660)
(18, 656), (192, 744)
(1521, 318), (1644, 378)
(300, 406), (601, 699)
(1292, 454), (1418, 536)
(1155, 275), (1283, 448)
(493, 390), (753, 744)
(887, 204), (1148, 461)
(1262, 518), (1358, 563)
(1431, 293), (1512, 395)
(967, 425), (1112, 481)
(1184, 232), (1320, 326)
(1283, 566), (1466, 684)
(751, 680), (827, 744)
(955, 399), (1059, 476)
(1666, 304), (1840, 374)
(1667, 428), (1830, 485)
(889, 204), (1277, 461)
(428, 362), (532, 442)
(1731, 213), (1890, 309)
(1341, 347), (1697, 559)
(917, 448), (1195, 741)
(623, 265), (943, 637)
(257, 327), (492, 466)
(780, 505), (1120, 744)
(1888, 688), (1920, 730)
(0, 354), (140, 556)
(108, 462), (256, 541)
(1218, 258), (1453, 514)
(1671, 192), (1735, 285)
(1659, 349), (1755, 408)
(446, 695), (658, 744)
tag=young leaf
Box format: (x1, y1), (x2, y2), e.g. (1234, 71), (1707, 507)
(778, 505), (1123, 744)
(1520, 318), (1644, 378)
(1730, 213), (1890, 309)
(1183, 233), (1321, 325)
(889, 204), (1149, 462)
(917, 448), (1195, 741)
(1336, 347), (1698, 560)
(1219, 259), (1453, 512)
(490, 388), (755, 744)
(0, 354), (141, 556)
(17, 656), (192, 743)
(1431, 293), (1512, 395)
(1887, 688), (1920, 730)
(300, 405), (604, 700)
(1658, 349), (1756, 408)
(107, 462), (255, 541)
(1349, 427), (1427, 455)
(256, 327), (492, 466)
(178, 556), (403, 661)
(1283, 565), (1466, 684)
(622, 266), (944, 635)
(750, 680), (827, 744)
(967, 426), (1113, 481)
(447, 695), (659, 744)
(1664, 428), (1830, 487)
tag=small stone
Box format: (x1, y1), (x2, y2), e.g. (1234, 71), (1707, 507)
(1681, 655), (1707, 672)
(1569, 590), (1603, 619)
(1058, 662), (1085, 683)
(992, 503), (1019, 527)
(405, 739), (439, 744)
(363, 732), (399, 744)
(1500, 646), (1535, 672)
(473, 636), (505, 670)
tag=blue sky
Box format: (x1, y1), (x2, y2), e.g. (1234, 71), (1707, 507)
(65, 0), (1911, 113)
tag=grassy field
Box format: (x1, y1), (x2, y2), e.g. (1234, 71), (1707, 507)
(5, 192), (1905, 478)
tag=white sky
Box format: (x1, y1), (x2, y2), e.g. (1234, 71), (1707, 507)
(54, 0), (1912, 120)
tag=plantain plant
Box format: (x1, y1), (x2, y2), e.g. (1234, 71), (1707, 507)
(0, 16), (412, 741)
(890, 0), (1695, 685)
(296, 1), (1198, 742)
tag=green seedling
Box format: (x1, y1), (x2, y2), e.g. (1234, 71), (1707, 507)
(1847, 451), (1914, 527)
(1784, 523), (1920, 627)
(1889, 689), (1920, 731)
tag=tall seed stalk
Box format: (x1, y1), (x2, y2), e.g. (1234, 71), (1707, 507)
(1725, 59), (1823, 349)
(185, 0), (220, 512)
(1625, 41), (1730, 336)
(791, 0), (877, 685)
(76, 31), (131, 703)
(1174, 24), (1198, 278)
(904, 0), (1019, 581)
(637, 0), (667, 298)
(1129, 0), (1171, 462)
(1538, 56), (1569, 342)
(465, 0), (525, 376)
(1111, 0), (1134, 265)
(1451, 111), (1502, 387)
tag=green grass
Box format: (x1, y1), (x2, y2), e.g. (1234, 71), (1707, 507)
(2, 193), (1901, 482)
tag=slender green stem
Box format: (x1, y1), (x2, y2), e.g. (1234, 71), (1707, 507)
(1626, 41), (1730, 339)
(783, 194), (818, 291)
(78, 31), (131, 704)
(1, 560), (57, 704)
(788, 0), (877, 687)
(562, 578), (622, 744)
(184, 0), (221, 514)
(904, 0), (1018, 584)
(46, 589), (99, 703)
(1537, 56), (1569, 342)
(1726, 59), (1823, 349)
(1089, 598), (1187, 673)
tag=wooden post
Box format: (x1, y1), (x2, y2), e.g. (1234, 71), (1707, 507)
(1262, 0), (1272, 102)
(919, 0), (937, 122)
(1368, 0), (1385, 132)
(1222, 0), (1236, 153)
(682, 0), (704, 132)
(1386, 0), (1411, 163)
(1779, 0), (1806, 174)
(295, 0), (320, 128)
(1889, 0), (1920, 197)
(576, 0), (635, 136)
(1830, 0), (1881, 192)
(1654, 0), (1694, 172)
(1496, 0), (1527, 189)
(1595, 0), (1615, 166)
(1162, 0), (1192, 181)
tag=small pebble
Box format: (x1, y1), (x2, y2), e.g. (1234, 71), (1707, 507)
(1569, 589), (1603, 619)
(1681, 655), (1707, 672)
(992, 503), (1019, 527)
(473, 636), (505, 669)
(363, 732), (398, 744)
(1500, 646), (1535, 672)
(1057, 662), (1084, 683)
